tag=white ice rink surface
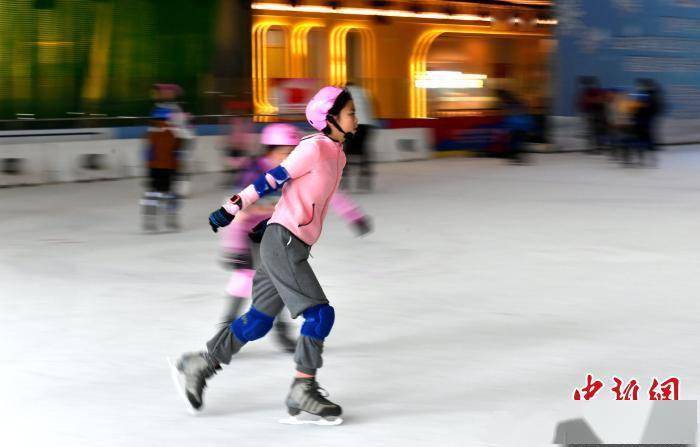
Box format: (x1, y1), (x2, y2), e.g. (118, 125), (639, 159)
(2, 151), (700, 446)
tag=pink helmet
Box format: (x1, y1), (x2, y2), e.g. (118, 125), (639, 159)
(260, 123), (301, 146)
(305, 86), (345, 131)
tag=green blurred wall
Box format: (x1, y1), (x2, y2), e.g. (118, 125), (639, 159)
(0, 0), (241, 119)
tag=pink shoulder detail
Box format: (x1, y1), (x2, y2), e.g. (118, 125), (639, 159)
(300, 132), (325, 142)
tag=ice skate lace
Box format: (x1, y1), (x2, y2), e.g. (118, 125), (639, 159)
(188, 356), (219, 391)
(306, 381), (332, 403)
(193, 366), (218, 394)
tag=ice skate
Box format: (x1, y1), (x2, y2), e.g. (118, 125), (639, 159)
(140, 193), (159, 231)
(162, 193), (180, 231)
(280, 378), (343, 425)
(169, 352), (220, 413)
(165, 211), (180, 231)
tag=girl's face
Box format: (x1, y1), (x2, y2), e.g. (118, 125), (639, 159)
(330, 100), (358, 142)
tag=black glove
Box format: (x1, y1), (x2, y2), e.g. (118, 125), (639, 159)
(352, 216), (372, 236)
(209, 207), (234, 233)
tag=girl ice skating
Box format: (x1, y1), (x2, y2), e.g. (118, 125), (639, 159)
(172, 86), (358, 425)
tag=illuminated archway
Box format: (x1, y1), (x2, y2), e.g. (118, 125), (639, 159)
(290, 22), (325, 78)
(252, 20), (290, 115)
(329, 25), (376, 92)
(409, 28), (544, 118)
(409, 30), (444, 119)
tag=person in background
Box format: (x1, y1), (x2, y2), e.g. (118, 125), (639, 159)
(150, 84), (195, 196)
(606, 88), (631, 162)
(577, 77), (608, 154)
(222, 100), (256, 188)
(140, 107), (182, 231)
(344, 82), (378, 192)
(631, 79), (664, 167)
(496, 89), (533, 165)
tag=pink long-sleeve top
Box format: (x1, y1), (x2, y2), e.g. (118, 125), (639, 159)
(225, 133), (346, 246)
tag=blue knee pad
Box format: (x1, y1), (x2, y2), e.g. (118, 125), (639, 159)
(231, 306), (274, 342)
(300, 304), (335, 340)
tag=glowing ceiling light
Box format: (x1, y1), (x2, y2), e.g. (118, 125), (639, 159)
(535, 18), (558, 25)
(414, 71), (486, 89)
(251, 3), (494, 23)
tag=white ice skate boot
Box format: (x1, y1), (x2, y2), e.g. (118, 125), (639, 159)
(140, 192), (159, 231)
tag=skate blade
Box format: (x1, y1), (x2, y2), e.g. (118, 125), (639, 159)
(278, 414), (343, 426)
(167, 357), (200, 416)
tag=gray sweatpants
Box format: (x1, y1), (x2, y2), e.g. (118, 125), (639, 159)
(207, 224), (329, 375)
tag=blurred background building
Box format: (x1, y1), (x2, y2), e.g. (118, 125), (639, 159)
(0, 0), (553, 122)
(249, 0), (553, 119)
(8, 0), (700, 182)
(555, 0), (700, 119)
(0, 0), (250, 121)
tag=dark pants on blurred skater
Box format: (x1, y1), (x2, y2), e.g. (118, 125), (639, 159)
(206, 224), (329, 375)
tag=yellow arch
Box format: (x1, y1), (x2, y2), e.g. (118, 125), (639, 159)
(409, 30), (444, 119)
(252, 20), (290, 115)
(329, 25), (376, 93)
(290, 22), (325, 78)
(409, 28), (545, 118)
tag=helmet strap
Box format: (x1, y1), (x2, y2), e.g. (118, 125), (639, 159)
(327, 115), (354, 142)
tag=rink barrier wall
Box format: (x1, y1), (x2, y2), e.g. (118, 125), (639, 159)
(4, 114), (698, 186)
(0, 125), (433, 186)
(551, 116), (700, 152)
(0, 143), (48, 186)
(386, 116), (506, 154)
(369, 127), (433, 162)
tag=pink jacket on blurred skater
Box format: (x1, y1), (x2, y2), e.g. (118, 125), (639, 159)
(220, 124), (370, 298)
